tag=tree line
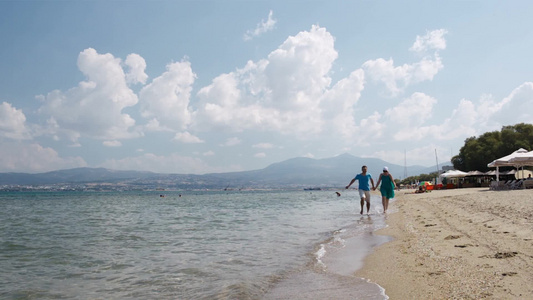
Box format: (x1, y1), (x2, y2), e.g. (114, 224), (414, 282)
(451, 123), (533, 172)
(398, 123), (533, 185)
(399, 172), (439, 186)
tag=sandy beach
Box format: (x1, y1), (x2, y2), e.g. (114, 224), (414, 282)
(357, 187), (533, 299)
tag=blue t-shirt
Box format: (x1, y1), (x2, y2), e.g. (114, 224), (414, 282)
(355, 173), (372, 191)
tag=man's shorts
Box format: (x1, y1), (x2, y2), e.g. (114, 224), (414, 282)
(358, 189), (371, 201)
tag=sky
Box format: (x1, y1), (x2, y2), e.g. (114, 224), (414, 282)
(1, 1), (533, 175)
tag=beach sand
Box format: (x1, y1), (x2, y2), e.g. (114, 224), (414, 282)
(357, 187), (533, 299)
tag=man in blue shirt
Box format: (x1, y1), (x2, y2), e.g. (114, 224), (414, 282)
(346, 165), (375, 214)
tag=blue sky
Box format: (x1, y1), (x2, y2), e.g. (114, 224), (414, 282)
(1, 1), (533, 175)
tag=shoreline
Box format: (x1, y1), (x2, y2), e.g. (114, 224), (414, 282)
(262, 193), (392, 299)
(356, 188), (533, 299)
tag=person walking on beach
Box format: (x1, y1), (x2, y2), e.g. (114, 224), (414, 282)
(374, 166), (397, 213)
(346, 165), (375, 215)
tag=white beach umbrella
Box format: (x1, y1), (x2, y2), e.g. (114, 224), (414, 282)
(487, 148), (529, 167)
(487, 148), (529, 182)
(508, 150), (533, 166)
(440, 170), (468, 178)
(466, 170), (485, 176)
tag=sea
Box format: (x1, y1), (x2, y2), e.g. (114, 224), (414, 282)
(0, 190), (394, 299)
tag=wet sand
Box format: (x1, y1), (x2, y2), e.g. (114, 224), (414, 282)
(357, 188), (533, 299)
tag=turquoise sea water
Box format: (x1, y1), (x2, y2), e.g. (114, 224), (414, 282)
(0, 190), (391, 299)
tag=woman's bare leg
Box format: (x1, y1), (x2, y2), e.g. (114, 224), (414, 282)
(382, 196), (389, 213)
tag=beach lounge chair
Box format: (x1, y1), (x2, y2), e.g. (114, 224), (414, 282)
(490, 181), (498, 190)
(505, 180), (516, 189)
(523, 180), (533, 189)
(511, 180), (523, 189)
(497, 181), (509, 190)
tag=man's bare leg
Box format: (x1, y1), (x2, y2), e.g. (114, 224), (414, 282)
(360, 198), (365, 214)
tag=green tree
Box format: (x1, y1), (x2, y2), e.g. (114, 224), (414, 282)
(452, 123), (533, 171)
(400, 172), (439, 185)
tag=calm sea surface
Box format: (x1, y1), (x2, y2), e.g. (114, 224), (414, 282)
(0, 190), (392, 299)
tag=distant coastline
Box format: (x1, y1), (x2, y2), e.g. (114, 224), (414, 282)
(0, 154), (451, 191)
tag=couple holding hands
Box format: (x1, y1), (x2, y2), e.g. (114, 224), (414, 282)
(345, 165), (396, 215)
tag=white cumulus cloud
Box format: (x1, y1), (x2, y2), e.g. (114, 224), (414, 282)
(203, 151), (215, 156)
(222, 137), (241, 147)
(254, 152), (266, 158)
(244, 10), (277, 41)
(195, 25), (342, 138)
(384, 82), (533, 144)
(490, 82), (533, 126)
(320, 69), (365, 138)
(410, 29), (448, 53)
(253, 143), (274, 149)
(103, 140), (122, 147)
(0, 102), (30, 140)
(101, 152), (218, 174)
(139, 60), (196, 132)
(362, 56), (443, 97)
(302, 153), (315, 158)
(363, 29), (446, 97)
(0, 142), (86, 172)
(386, 92), (438, 128)
(125, 53), (148, 85)
(37, 48), (141, 143)
(174, 131), (204, 143)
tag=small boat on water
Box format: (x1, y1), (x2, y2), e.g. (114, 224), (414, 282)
(303, 187), (322, 191)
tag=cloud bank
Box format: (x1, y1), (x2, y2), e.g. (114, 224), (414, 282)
(1, 27), (532, 173)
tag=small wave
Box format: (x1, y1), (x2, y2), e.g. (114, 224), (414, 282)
(331, 235), (346, 248)
(112, 234), (146, 241)
(1, 242), (35, 251)
(215, 258), (247, 266)
(332, 228), (346, 234)
(211, 280), (267, 300)
(363, 277), (390, 299)
(314, 244), (327, 269)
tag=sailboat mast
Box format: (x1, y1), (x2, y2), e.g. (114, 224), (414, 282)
(435, 149), (440, 184)
(404, 149), (407, 179)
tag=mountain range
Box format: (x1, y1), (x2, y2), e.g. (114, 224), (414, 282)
(0, 153), (451, 189)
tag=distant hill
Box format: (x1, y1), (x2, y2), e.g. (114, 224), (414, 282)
(0, 168), (155, 185)
(0, 154), (451, 189)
